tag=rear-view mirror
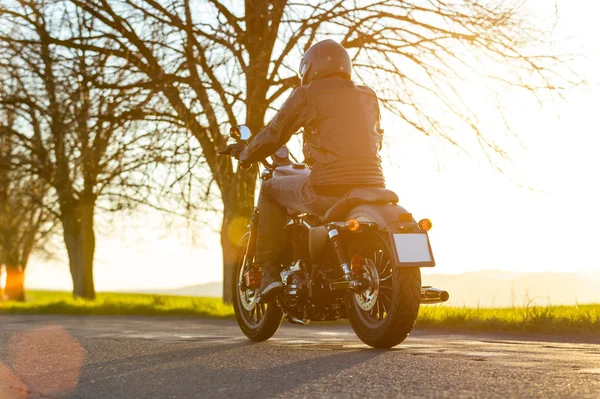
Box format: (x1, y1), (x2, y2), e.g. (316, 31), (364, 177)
(230, 125), (252, 141)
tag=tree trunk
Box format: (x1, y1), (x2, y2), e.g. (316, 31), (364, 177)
(62, 201), (96, 299)
(4, 265), (25, 301)
(220, 208), (238, 305)
(219, 1), (278, 303)
(0, 236), (27, 302)
(221, 168), (257, 304)
(221, 84), (267, 303)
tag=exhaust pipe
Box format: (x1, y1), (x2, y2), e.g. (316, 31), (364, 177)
(421, 286), (450, 304)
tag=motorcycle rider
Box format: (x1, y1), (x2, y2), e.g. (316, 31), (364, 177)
(221, 39), (385, 302)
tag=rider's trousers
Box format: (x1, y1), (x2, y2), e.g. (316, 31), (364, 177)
(255, 173), (338, 264)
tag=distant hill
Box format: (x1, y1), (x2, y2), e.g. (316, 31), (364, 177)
(136, 271), (600, 308)
(421, 270), (600, 307)
(134, 282), (222, 298)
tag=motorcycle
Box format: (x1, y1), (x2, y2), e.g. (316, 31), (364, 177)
(226, 125), (449, 348)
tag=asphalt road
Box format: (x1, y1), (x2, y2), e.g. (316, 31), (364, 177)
(0, 316), (599, 399)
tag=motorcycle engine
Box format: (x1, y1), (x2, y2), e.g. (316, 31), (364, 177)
(280, 260), (309, 320)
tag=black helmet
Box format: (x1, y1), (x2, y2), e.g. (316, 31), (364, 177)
(298, 40), (352, 86)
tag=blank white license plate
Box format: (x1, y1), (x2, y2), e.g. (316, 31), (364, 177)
(393, 233), (432, 264)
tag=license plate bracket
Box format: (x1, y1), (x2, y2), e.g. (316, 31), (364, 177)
(390, 232), (436, 267)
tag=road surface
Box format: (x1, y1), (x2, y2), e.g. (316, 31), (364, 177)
(0, 315), (598, 398)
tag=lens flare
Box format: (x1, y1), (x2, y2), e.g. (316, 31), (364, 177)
(227, 216), (249, 244)
(10, 324), (84, 397)
(0, 362), (27, 399)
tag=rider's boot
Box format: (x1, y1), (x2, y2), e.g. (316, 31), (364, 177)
(257, 263), (283, 303)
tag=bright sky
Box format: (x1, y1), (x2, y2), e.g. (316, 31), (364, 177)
(24, 0), (600, 291)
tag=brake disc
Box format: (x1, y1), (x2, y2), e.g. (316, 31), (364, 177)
(238, 266), (257, 311)
(354, 258), (380, 311)
(240, 288), (257, 311)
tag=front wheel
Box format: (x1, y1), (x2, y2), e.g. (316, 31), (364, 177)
(232, 233), (283, 341)
(346, 231), (421, 348)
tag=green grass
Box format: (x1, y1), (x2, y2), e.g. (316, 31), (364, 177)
(1, 291), (598, 335)
(417, 303), (600, 334)
(0, 290), (234, 318)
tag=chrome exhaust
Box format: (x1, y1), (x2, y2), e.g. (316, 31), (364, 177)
(420, 286), (450, 304)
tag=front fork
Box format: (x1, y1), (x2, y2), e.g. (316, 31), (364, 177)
(240, 209), (261, 290)
(247, 208), (259, 258)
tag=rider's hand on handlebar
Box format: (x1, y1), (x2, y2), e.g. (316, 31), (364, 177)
(218, 143), (247, 160)
(239, 160), (252, 169)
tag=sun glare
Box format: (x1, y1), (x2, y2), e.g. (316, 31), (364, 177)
(18, 0), (600, 293)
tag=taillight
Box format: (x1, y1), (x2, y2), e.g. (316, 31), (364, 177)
(398, 213), (413, 222)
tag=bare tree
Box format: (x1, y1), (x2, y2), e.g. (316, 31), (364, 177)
(0, 147), (53, 302)
(0, 103), (55, 301)
(0, 1), (190, 299)
(39, 0), (577, 302)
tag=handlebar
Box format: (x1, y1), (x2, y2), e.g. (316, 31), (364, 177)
(226, 124), (295, 169)
(220, 133), (292, 170)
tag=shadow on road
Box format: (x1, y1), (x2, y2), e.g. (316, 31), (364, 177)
(239, 347), (387, 398)
(67, 339), (387, 398)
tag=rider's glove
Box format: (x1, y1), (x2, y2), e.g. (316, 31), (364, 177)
(218, 143), (247, 160)
(239, 160), (252, 169)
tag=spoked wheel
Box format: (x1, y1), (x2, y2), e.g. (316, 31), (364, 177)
(232, 233), (283, 341)
(346, 231), (421, 348)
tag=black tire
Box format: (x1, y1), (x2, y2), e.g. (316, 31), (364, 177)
(232, 233), (283, 342)
(346, 231), (421, 348)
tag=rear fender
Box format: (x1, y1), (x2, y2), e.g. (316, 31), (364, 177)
(346, 204), (436, 268)
(344, 203), (412, 230)
(308, 204), (412, 260)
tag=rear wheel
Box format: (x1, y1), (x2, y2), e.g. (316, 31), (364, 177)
(232, 233), (283, 341)
(346, 231), (421, 348)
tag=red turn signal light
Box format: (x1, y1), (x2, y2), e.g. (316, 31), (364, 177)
(345, 218), (361, 232)
(418, 218), (432, 231)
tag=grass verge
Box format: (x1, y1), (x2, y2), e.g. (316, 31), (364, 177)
(0, 291), (234, 319)
(1, 291), (598, 335)
(417, 303), (600, 335)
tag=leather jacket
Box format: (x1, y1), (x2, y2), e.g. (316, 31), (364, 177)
(241, 77), (385, 189)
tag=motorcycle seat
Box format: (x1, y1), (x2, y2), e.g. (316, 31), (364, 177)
(323, 188), (399, 221)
